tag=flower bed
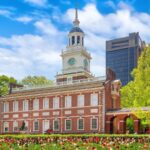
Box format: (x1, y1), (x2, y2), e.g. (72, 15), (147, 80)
(0, 134), (149, 150)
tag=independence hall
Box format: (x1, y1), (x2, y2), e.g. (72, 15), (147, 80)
(0, 8), (149, 134)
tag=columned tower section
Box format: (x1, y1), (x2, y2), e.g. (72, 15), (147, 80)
(56, 7), (93, 83)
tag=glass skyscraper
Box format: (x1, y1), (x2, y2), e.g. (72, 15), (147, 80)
(106, 33), (145, 86)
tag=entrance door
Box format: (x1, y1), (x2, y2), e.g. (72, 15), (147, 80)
(43, 120), (50, 133)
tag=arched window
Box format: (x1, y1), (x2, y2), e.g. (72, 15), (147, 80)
(72, 36), (75, 45)
(77, 36), (80, 44)
(82, 37), (84, 46)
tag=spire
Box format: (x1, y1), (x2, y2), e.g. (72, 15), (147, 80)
(73, 5), (80, 27)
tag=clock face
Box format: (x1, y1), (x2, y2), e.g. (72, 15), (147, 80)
(84, 59), (88, 67)
(68, 58), (76, 65)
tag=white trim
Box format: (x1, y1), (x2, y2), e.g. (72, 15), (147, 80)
(13, 121), (18, 132)
(33, 99), (39, 110)
(53, 97), (59, 109)
(43, 120), (50, 133)
(3, 102), (9, 113)
(13, 101), (19, 112)
(77, 95), (84, 107)
(33, 120), (39, 131)
(77, 118), (84, 130)
(65, 119), (72, 131)
(3, 122), (9, 132)
(53, 119), (59, 131)
(43, 98), (49, 110)
(65, 96), (72, 108)
(1, 87), (104, 100)
(23, 100), (29, 111)
(102, 91), (105, 132)
(2, 105), (101, 114)
(90, 117), (98, 130)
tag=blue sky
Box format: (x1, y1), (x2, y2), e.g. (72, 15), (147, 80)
(0, 0), (150, 80)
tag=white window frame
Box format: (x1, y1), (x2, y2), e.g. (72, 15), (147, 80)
(3, 102), (9, 113)
(65, 96), (72, 108)
(3, 122), (9, 132)
(13, 121), (18, 132)
(77, 118), (84, 130)
(77, 95), (84, 107)
(43, 120), (50, 132)
(33, 120), (39, 131)
(91, 93), (98, 106)
(67, 76), (72, 84)
(91, 118), (98, 130)
(23, 100), (28, 111)
(24, 120), (28, 131)
(53, 119), (59, 131)
(43, 98), (49, 109)
(53, 97), (59, 109)
(13, 101), (18, 112)
(65, 119), (72, 131)
(33, 99), (39, 110)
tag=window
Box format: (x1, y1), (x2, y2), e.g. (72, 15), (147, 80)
(3, 122), (9, 132)
(65, 96), (71, 108)
(67, 77), (72, 84)
(33, 99), (39, 110)
(34, 120), (39, 131)
(23, 100), (28, 111)
(72, 36), (75, 45)
(77, 95), (84, 107)
(3, 102), (9, 113)
(24, 121), (28, 130)
(91, 94), (98, 106)
(77, 36), (80, 44)
(91, 118), (98, 130)
(43, 98), (49, 109)
(43, 120), (49, 132)
(13, 121), (18, 132)
(13, 101), (18, 112)
(53, 119), (59, 131)
(65, 119), (71, 130)
(78, 118), (84, 130)
(53, 97), (59, 109)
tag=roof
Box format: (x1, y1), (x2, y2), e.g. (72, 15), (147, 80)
(107, 107), (150, 114)
(69, 27), (84, 33)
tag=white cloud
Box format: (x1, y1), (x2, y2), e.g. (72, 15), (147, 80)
(16, 16), (33, 23)
(0, 9), (12, 17)
(1, 2), (150, 80)
(0, 20), (65, 80)
(64, 2), (150, 77)
(24, 0), (47, 7)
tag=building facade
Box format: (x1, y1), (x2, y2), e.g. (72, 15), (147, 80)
(106, 33), (145, 86)
(0, 8), (149, 134)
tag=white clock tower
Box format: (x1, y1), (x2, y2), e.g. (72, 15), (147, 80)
(56, 7), (93, 83)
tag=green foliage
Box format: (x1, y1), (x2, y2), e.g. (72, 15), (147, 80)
(0, 134), (149, 150)
(121, 46), (150, 124)
(21, 76), (53, 86)
(126, 118), (134, 133)
(121, 46), (150, 107)
(0, 75), (17, 97)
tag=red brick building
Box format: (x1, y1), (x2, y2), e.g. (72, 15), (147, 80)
(0, 8), (149, 134)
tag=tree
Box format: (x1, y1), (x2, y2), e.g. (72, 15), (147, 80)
(21, 76), (53, 86)
(0, 75), (17, 97)
(121, 45), (150, 125)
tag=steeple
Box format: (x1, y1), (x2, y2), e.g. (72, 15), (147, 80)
(73, 7), (80, 27)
